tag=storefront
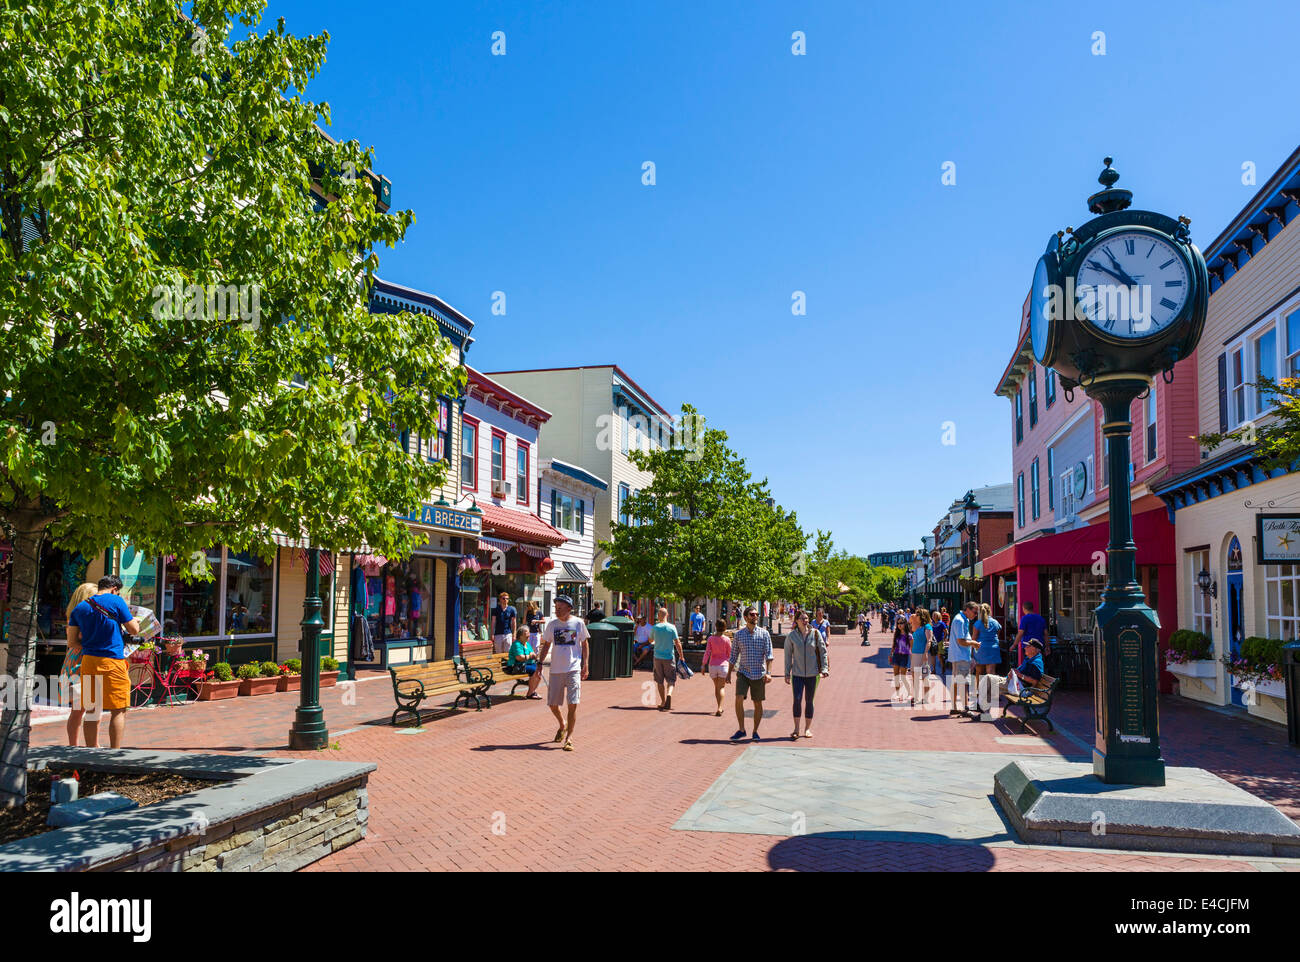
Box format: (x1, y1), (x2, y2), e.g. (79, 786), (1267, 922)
(356, 501), (484, 669)
(1154, 451), (1300, 725)
(470, 502), (566, 634)
(981, 507), (1176, 691)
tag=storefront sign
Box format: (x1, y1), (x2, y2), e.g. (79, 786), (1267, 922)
(1256, 513), (1300, 565)
(401, 503), (483, 536)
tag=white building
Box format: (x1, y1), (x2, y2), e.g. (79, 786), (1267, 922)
(538, 458), (608, 617)
(485, 365), (676, 617)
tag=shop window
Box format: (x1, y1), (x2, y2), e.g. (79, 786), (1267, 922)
(29, 545), (90, 640)
(1188, 550), (1211, 639)
(363, 557), (434, 644)
(161, 547), (276, 640)
(461, 417), (478, 489)
(1265, 564), (1299, 641)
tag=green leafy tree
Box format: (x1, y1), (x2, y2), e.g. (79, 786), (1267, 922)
(0, 0), (461, 805)
(1198, 375), (1300, 469)
(599, 405), (806, 614)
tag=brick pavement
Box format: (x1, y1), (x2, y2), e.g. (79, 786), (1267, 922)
(29, 627), (1300, 871)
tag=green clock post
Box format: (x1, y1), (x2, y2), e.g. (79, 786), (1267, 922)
(1029, 159), (1209, 786)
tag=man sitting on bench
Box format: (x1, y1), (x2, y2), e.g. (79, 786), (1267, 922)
(1011, 637), (1045, 689)
(632, 616), (654, 667)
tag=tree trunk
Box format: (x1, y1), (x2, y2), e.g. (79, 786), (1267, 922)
(0, 515), (46, 809)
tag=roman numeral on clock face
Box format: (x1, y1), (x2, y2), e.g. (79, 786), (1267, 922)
(1160, 297), (1178, 311)
(1159, 258), (1176, 269)
(1124, 239), (1135, 255)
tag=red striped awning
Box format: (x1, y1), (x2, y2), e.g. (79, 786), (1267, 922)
(477, 502), (567, 548)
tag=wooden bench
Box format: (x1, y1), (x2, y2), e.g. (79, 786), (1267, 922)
(453, 644), (504, 706)
(1002, 673), (1059, 733)
(388, 659), (489, 726)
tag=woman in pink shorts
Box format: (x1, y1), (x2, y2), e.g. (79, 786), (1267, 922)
(702, 619), (732, 716)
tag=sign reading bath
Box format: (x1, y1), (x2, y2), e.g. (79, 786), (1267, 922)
(1256, 513), (1300, 565)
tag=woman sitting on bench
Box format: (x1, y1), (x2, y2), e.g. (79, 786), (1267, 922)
(505, 626), (544, 698)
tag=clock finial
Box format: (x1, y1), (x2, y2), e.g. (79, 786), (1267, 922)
(1087, 155), (1132, 214)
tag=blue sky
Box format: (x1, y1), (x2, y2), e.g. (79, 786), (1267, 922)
(259, 0), (1298, 556)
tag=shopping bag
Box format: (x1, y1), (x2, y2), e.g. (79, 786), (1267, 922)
(675, 658), (693, 680)
(1006, 671), (1023, 697)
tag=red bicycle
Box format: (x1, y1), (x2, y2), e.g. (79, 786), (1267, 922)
(127, 638), (204, 707)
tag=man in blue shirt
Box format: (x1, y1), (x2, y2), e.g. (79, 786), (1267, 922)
(1013, 637), (1045, 685)
(689, 605), (706, 641)
(1015, 601), (1048, 664)
(68, 575), (141, 748)
(491, 592), (517, 655)
(651, 608), (683, 711)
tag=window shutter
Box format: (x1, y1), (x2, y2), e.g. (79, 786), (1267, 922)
(578, 499), (585, 535)
(1216, 352), (1228, 433)
(551, 489), (558, 526)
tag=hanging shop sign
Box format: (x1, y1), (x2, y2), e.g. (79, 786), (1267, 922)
(399, 503), (483, 536)
(1256, 514), (1300, 565)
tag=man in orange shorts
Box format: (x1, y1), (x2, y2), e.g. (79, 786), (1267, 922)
(68, 575), (141, 748)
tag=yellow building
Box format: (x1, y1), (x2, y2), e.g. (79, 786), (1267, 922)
(1154, 146), (1300, 726)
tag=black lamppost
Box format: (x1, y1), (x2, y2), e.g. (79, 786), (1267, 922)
(288, 546), (328, 750)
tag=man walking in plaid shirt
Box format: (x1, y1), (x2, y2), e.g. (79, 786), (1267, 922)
(728, 605), (773, 741)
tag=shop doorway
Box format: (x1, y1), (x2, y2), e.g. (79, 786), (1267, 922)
(1226, 536), (1244, 707)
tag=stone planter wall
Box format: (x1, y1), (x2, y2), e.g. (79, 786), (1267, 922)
(0, 749), (375, 873)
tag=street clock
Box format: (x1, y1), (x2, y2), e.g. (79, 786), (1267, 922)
(1029, 159), (1208, 386)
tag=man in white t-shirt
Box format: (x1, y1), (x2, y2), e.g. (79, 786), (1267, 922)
(537, 595), (590, 752)
(948, 602), (978, 714)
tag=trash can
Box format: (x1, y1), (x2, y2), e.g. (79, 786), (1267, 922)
(605, 615), (635, 678)
(1284, 639), (1300, 747)
(586, 622), (619, 681)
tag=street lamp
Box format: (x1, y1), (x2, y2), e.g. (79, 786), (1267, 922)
(289, 546), (328, 750)
(1196, 568), (1217, 600)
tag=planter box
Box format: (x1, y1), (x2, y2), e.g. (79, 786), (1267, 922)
(277, 674), (302, 693)
(1167, 660), (1217, 679)
(238, 677), (280, 696)
(320, 670), (339, 689)
(1237, 677), (1286, 700)
(197, 679), (241, 701)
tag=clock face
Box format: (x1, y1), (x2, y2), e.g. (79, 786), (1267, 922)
(1073, 230), (1191, 338)
(1030, 255), (1053, 361)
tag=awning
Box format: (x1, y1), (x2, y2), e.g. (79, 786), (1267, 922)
(560, 562), (589, 582)
(518, 544), (549, 559)
(982, 507), (1175, 576)
(477, 502), (567, 548)
(478, 537), (516, 555)
(293, 549), (335, 577)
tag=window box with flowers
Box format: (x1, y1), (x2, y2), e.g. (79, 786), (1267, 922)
(1223, 637), (1287, 702)
(1166, 629), (1217, 679)
(277, 659), (303, 692)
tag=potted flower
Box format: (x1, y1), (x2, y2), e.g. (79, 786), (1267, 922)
(320, 656), (340, 689)
(161, 635), (186, 658)
(236, 661), (280, 696)
(1166, 629), (1215, 679)
(128, 639), (156, 664)
(277, 658), (303, 692)
(1225, 638), (1287, 700)
(198, 662), (241, 701)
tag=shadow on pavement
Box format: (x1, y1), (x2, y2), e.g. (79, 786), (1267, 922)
(766, 831), (1003, 871)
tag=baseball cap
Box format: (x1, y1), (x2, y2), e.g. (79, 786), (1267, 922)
(555, 595), (574, 608)
(1026, 637), (1044, 650)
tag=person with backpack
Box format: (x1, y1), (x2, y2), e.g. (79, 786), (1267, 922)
(68, 575), (142, 748)
(785, 610), (829, 739)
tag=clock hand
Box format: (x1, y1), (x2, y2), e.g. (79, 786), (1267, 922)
(1102, 249), (1140, 287)
(1086, 260), (1128, 285)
